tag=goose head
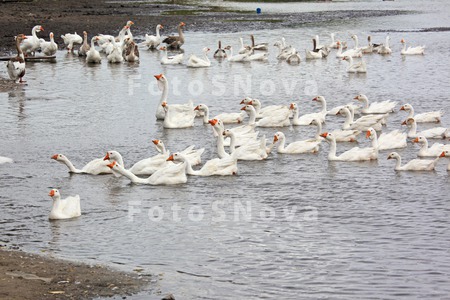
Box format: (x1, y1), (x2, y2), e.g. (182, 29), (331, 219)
(309, 118), (320, 126)
(126, 21), (134, 27)
(241, 105), (256, 114)
(103, 151), (121, 162)
(106, 161), (119, 169)
(289, 103), (297, 111)
(48, 189), (60, 199)
(319, 132), (334, 142)
(312, 96), (325, 103)
(51, 154), (67, 162)
(401, 117), (415, 126)
(354, 94), (368, 101)
(273, 132), (284, 143)
(208, 119), (219, 126)
(167, 153), (184, 162)
(387, 152), (400, 160)
(336, 107), (349, 116)
(157, 24), (164, 30)
(440, 151), (449, 158)
(34, 25), (44, 33)
(222, 129), (233, 137)
(179, 22), (186, 27)
(152, 139), (166, 153)
(15, 34), (27, 42)
(366, 128), (377, 140)
(154, 73), (165, 81)
(399, 103), (412, 111)
(411, 136), (426, 144)
(203, 47), (211, 53)
(400, 39), (406, 44)
(240, 97), (252, 105)
(194, 104), (206, 112)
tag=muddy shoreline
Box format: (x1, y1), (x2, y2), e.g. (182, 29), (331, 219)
(0, 0), (412, 55)
(0, 247), (151, 300)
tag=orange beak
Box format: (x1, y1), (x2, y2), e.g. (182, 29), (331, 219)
(107, 161), (116, 169)
(353, 96), (359, 100)
(320, 132), (328, 138)
(240, 106), (247, 111)
(412, 137), (419, 143)
(400, 106), (405, 111)
(167, 155), (174, 161)
(40, 26), (44, 31)
(248, 101), (253, 105)
(208, 119), (218, 126)
(440, 152), (446, 158)
(48, 189), (55, 197)
(160, 25), (164, 29)
(335, 111), (341, 116)
(342, 57), (346, 60)
(180, 22), (186, 26)
(240, 99), (245, 104)
(194, 105), (200, 111)
(154, 74), (163, 80)
(401, 39), (405, 43)
(289, 103), (295, 109)
(129, 21), (134, 25)
(401, 120), (407, 125)
(161, 102), (167, 107)
(273, 135), (278, 143)
(152, 139), (159, 145)
(51, 154), (58, 160)
(103, 153), (110, 161)
(366, 130), (371, 138)
(312, 97), (318, 101)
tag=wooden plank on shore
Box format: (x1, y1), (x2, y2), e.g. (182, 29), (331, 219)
(0, 56), (56, 61)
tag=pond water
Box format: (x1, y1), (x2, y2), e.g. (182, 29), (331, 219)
(1, 1), (450, 299)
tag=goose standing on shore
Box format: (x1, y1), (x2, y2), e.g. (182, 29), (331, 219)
(7, 34), (27, 83)
(21, 25), (44, 55)
(162, 22), (185, 49)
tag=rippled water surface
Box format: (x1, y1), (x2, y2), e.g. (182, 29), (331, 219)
(1, 1), (450, 299)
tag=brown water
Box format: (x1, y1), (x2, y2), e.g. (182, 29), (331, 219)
(1, 1), (450, 299)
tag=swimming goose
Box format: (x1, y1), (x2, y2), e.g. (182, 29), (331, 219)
(7, 34), (27, 83)
(162, 22), (185, 49)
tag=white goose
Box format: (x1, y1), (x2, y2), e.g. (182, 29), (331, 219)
(402, 118), (449, 139)
(21, 25), (44, 55)
(238, 37), (251, 54)
(187, 47), (211, 67)
(223, 130), (268, 160)
(321, 132), (378, 161)
(290, 99), (326, 126)
(39, 32), (57, 56)
(160, 46), (183, 64)
(152, 140), (204, 166)
(225, 46), (250, 62)
(399, 103), (443, 123)
(48, 189), (81, 220)
(240, 97), (289, 119)
(377, 35), (392, 54)
(77, 31), (90, 56)
(346, 105), (388, 126)
(343, 55), (367, 73)
(412, 136), (450, 157)
(86, 36), (101, 64)
(0, 156), (13, 164)
(209, 118), (258, 147)
(106, 36), (124, 63)
(154, 74), (194, 120)
(387, 152), (441, 171)
(336, 41), (362, 58)
(242, 105), (290, 128)
(247, 50), (269, 61)
(310, 118), (360, 142)
(194, 104), (245, 124)
(354, 94), (397, 114)
(273, 131), (320, 154)
(107, 161), (187, 185)
(305, 38), (326, 59)
(162, 101), (196, 128)
(366, 128), (407, 150)
(337, 107), (383, 131)
(168, 153), (237, 176)
(400, 39), (425, 55)
(274, 39), (296, 60)
(51, 153), (121, 175)
(61, 32), (82, 53)
(144, 24), (163, 49)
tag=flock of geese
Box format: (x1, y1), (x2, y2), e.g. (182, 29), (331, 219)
(0, 21), (445, 220)
(5, 20), (427, 83)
